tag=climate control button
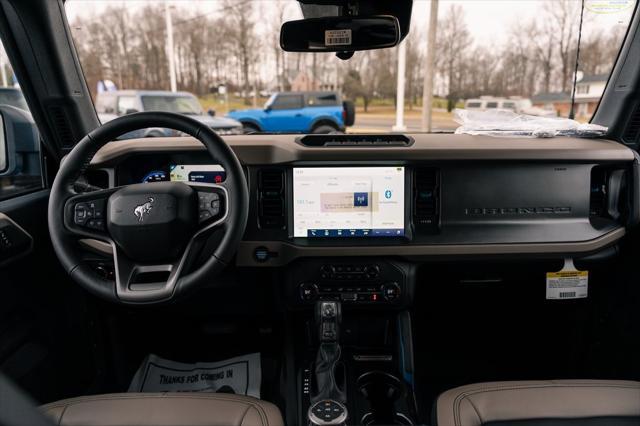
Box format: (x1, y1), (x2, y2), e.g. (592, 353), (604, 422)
(299, 282), (319, 301)
(381, 282), (401, 302)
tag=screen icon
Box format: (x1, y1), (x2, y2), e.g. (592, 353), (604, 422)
(354, 192), (369, 207)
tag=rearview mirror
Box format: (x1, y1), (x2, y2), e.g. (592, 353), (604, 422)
(280, 15), (400, 53)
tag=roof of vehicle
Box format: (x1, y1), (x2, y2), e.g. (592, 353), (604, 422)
(579, 73), (608, 83)
(466, 97), (520, 102)
(275, 91), (339, 96)
(531, 92), (571, 103)
(97, 90), (197, 97)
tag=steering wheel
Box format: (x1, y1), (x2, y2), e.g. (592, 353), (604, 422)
(48, 112), (249, 304)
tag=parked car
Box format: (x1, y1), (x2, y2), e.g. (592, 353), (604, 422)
(227, 91), (355, 133)
(465, 96), (557, 117)
(96, 90), (244, 137)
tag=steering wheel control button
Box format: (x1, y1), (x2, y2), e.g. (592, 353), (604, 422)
(197, 191), (224, 223)
(74, 203), (89, 225)
(308, 400), (347, 425)
(74, 200), (107, 230)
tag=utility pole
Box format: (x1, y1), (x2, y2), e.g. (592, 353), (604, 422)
(165, 2), (177, 92)
(392, 40), (407, 132)
(0, 53), (7, 87)
(421, 0), (439, 132)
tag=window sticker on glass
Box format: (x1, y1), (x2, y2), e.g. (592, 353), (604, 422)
(325, 29), (351, 46)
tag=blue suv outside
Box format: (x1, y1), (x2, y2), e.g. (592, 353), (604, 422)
(227, 91), (355, 134)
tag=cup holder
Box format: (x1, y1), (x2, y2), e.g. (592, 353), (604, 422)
(357, 371), (414, 425)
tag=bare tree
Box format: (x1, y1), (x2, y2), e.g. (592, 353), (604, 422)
(225, 0), (259, 104)
(546, 0), (581, 92)
(436, 4), (472, 111)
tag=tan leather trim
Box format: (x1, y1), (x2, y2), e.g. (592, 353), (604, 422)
(236, 228), (625, 266)
(436, 380), (640, 426)
(40, 393), (284, 426)
(89, 134), (635, 166)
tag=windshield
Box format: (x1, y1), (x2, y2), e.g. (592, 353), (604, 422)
(141, 95), (203, 115)
(65, 0), (636, 135)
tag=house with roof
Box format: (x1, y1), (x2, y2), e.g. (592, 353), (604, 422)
(531, 72), (608, 119)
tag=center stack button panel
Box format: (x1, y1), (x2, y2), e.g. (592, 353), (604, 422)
(289, 259), (414, 308)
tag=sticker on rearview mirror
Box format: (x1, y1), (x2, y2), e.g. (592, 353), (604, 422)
(325, 29), (352, 46)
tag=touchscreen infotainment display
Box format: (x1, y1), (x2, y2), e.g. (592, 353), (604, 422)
(293, 167), (405, 237)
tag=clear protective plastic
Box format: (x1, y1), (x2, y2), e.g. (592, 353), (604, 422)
(453, 109), (608, 138)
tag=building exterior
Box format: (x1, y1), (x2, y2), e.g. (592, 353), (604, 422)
(290, 71), (337, 92)
(531, 73), (608, 119)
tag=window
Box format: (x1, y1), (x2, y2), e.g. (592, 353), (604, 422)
(307, 93), (338, 107)
(0, 42), (43, 201)
(65, 0), (635, 132)
(117, 96), (137, 115)
(577, 85), (590, 95)
(270, 95), (303, 110)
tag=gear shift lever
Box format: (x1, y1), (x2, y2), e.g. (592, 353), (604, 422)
(317, 299), (341, 342)
(308, 301), (347, 426)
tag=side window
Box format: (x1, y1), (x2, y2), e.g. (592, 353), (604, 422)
(271, 95), (303, 110)
(117, 96), (137, 115)
(502, 102), (516, 110)
(307, 93), (337, 107)
(0, 44), (43, 201)
(486, 102), (498, 109)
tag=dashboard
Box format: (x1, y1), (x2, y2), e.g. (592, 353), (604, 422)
(87, 133), (639, 267)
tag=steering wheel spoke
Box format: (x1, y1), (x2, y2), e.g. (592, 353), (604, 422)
(113, 245), (183, 303)
(64, 187), (119, 241)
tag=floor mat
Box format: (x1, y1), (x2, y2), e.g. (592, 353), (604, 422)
(128, 353), (261, 398)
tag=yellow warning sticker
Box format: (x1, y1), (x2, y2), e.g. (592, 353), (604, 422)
(546, 260), (588, 300)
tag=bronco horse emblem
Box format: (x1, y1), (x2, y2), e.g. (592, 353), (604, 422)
(133, 197), (154, 222)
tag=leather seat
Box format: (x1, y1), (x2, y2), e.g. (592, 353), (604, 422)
(41, 392), (284, 426)
(435, 380), (640, 426)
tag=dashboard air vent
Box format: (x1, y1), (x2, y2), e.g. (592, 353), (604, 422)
(590, 167), (608, 217)
(623, 103), (640, 144)
(413, 168), (439, 232)
(590, 166), (628, 222)
(258, 169), (286, 229)
(48, 105), (77, 149)
(298, 134), (413, 147)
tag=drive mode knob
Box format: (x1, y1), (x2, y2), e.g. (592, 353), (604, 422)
(382, 282), (401, 302)
(299, 282), (319, 302)
(308, 400), (347, 425)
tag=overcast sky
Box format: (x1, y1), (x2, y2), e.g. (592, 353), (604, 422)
(66, 0), (636, 47)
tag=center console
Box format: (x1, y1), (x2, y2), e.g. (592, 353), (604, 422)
(285, 258), (418, 425)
